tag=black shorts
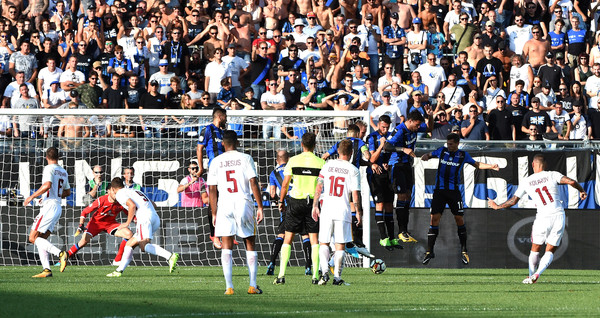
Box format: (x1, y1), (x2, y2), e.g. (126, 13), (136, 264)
(284, 197), (319, 234)
(390, 162), (414, 194)
(430, 189), (464, 216)
(277, 198), (308, 235)
(368, 170), (394, 203)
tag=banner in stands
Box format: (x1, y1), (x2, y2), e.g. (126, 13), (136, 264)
(2, 148), (599, 209)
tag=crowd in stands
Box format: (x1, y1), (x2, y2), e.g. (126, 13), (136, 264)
(1, 0), (600, 141)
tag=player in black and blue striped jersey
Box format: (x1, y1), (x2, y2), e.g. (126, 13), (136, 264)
(384, 110), (432, 244)
(196, 107), (227, 248)
(366, 115), (401, 250)
(420, 133), (499, 265)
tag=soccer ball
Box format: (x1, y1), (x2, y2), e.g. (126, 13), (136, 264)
(370, 259), (386, 274)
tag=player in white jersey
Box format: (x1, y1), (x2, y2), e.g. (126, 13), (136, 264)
(207, 130), (264, 295)
(488, 154), (587, 284)
(106, 177), (179, 277)
(24, 147), (71, 277)
(312, 139), (362, 286)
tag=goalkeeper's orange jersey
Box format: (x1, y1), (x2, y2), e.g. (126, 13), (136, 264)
(81, 194), (126, 224)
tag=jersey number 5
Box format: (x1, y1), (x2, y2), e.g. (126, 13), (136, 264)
(226, 170), (238, 193)
(534, 186), (554, 205)
(328, 176), (345, 197)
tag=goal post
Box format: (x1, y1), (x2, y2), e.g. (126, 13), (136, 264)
(0, 108), (372, 267)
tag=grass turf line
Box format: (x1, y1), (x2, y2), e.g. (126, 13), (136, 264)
(1, 266), (599, 317)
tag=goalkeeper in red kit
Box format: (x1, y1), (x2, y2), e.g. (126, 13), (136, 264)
(61, 192), (133, 270)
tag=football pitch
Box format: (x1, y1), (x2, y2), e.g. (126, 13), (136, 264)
(1, 266), (599, 317)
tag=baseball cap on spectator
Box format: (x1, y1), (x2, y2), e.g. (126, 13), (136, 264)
(531, 97), (541, 103)
(294, 18), (305, 27)
(543, 82), (551, 89)
(573, 100), (582, 107)
(285, 35), (295, 41)
(412, 17), (422, 24)
(390, 12), (399, 19)
(365, 13), (373, 20)
(159, 59), (169, 66)
(231, 15), (240, 22)
(411, 90), (422, 96)
(325, 29), (334, 35)
(88, 4), (96, 10)
(546, 51), (554, 59)
(451, 125), (460, 132)
(70, 90), (79, 98)
(556, 52), (564, 59)
(307, 12), (316, 18)
(150, 80), (159, 86)
(382, 91), (391, 97)
(485, 20), (494, 27)
(328, 52), (337, 59)
(92, 61), (102, 69)
(50, 80), (59, 85)
(244, 87), (254, 94)
(228, 43), (236, 48)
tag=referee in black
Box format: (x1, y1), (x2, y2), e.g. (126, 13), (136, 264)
(274, 132), (325, 285)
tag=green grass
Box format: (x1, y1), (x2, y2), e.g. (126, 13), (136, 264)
(1, 266), (599, 317)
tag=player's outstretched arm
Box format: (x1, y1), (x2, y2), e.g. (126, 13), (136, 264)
(23, 181), (52, 206)
(488, 196), (520, 210)
(475, 162), (500, 171)
(421, 152), (433, 161)
(249, 177), (264, 224)
(559, 176), (588, 201)
(209, 185), (218, 227)
(312, 178), (324, 222)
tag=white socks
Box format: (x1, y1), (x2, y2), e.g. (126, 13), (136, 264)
(246, 251), (257, 288)
(535, 252), (554, 277)
(144, 243), (171, 260)
(34, 237), (60, 270)
(117, 246), (134, 272)
(222, 249), (233, 289)
(528, 251), (540, 276)
(319, 245), (330, 276)
(334, 250), (344, 279)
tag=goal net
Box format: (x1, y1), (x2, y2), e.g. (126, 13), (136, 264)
(0, 108), (371, 268)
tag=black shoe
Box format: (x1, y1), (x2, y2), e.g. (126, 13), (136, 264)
(422, 252), (435, 265)
(332, 278), (345, 285)
(273, 276), (285, 285)
(266, 262), (275, 276)
(318, 273), (329, 285)
(461, 251), (470, 265)
(311, 278), (318, 284)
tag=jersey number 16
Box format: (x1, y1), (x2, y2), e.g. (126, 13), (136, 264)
(328, 176), (345, 197)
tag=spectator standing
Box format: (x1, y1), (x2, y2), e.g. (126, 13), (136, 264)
(178, 161), (208, 207)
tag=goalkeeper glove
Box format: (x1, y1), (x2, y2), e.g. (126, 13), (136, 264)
(74, 224), (86, 237)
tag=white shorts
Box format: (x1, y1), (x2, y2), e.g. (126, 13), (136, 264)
(214, 200), (256, 238)
(134, 213), (160, 241)
(531, 213), (565, 247)
(318, 218), (352, 244)
(31, 202), (62, 234)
